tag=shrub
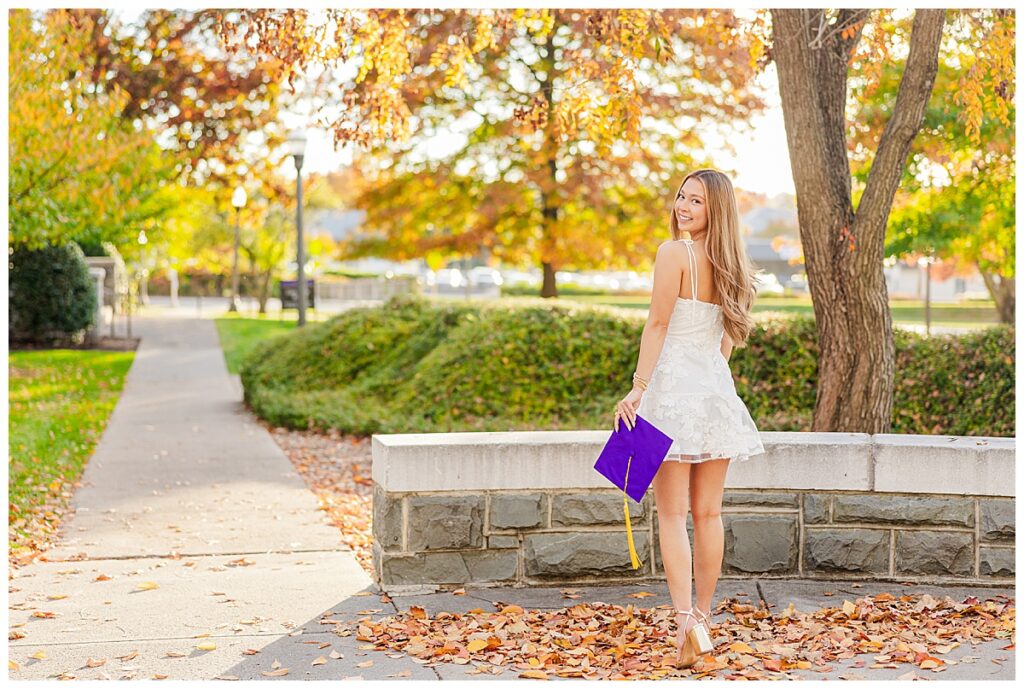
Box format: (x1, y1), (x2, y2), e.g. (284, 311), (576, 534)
(239, 293), (1013, 437)
(9, 242), (97, 345)
(892, 324), (1014, 437)
(75, 238), (110, 257)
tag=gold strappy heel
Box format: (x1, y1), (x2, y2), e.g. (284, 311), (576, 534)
(674, 608), (715, 668)
(694, 605), (714, 635)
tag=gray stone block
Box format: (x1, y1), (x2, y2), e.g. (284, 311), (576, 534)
(833, 494), (973, 528)
(382, 550), (518, 585)
(895, 530), (974, 576)
(980, 546), (1015, 577)
(803, 493), (830, 524)
(489, 535), (519, 549)
(980, 499), (1015, 542)
(723, 492), (799, 508)
(373, 483), (403, 551)
(524, 531), (650, 577)
(407, 495), (483, 551)
(723, 514), (798, 574)
(464, 550), (519, 582)
(552, 492), (646, 526)
(804, 528), (889, 574)
(490, 494), (547, 530)
(383, 551), (463, 585)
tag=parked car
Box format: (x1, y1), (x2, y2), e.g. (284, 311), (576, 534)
(468, 266), (504, 287)
(425, 268), (467, 288)
(753, 272), (785, 296)
(621, 274), (653, 292)
(783, 272), (809, 294)
(500, 270), (541, 287)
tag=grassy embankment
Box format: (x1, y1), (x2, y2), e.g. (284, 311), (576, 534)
(8, 349), (134, 564)
(216, 293), (1013, 439)
(215, 293), (1001, 369)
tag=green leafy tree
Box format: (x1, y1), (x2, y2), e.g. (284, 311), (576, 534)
(763, 8), (1013, 433)
(8, 10), (183, 251)
(846, 11), (1014, 323)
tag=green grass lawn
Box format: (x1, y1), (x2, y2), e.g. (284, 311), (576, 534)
(8, 349), (134, 561)
(546, 294), (1000, 329)
(214, 313), (297, 374)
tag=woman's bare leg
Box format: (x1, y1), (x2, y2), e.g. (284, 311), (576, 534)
(652, 460), (693, 612)
(689, 457), (730, 616)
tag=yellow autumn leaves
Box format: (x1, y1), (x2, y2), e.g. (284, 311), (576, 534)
(9, 10), (183, 251)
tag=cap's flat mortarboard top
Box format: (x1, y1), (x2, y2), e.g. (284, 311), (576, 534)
(593, 414), (674, 569)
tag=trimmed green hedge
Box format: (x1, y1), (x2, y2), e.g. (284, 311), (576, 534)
(892, 325), (1014, 436)
(239, 293), (1013, 437)
(9, 242), (97, 345)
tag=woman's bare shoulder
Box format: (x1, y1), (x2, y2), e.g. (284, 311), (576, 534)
(656, 239), (690, 256)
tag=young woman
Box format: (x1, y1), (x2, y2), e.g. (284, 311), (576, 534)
(612, 168), (766, 668)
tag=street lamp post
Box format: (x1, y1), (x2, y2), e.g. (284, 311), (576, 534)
(287, 128), (308, 327)
(229, 186), (247, 313)
(133, 229), (148, 339)
(917, 254), (933, 337)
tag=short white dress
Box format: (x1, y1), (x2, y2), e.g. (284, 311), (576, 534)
(635, 238), (766, 463)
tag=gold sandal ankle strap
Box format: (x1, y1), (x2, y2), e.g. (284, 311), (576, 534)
(675, 608), (699, 622)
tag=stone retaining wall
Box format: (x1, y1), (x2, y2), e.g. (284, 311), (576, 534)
(371, 432), (1014, 594)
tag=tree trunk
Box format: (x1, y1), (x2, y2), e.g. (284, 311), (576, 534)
(770, 9), (946, 433)
(540, 261), (558, 298)
(258, 271), (272, 314)
(978, 267), (1015, 325)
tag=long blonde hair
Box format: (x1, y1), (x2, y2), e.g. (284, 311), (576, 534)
(669, 169), (759, 349)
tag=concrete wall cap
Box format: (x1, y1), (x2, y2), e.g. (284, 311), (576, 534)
(372, 431), (1014, 497)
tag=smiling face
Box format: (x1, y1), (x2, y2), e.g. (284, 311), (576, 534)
(674, 176), (709, 235)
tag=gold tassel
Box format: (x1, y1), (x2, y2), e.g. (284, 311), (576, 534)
(623, 454), (643, 570)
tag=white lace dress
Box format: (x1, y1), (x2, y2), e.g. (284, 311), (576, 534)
(635, 238), (766, 464)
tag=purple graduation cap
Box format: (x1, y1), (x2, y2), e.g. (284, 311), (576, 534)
(593, 414), (675, 569)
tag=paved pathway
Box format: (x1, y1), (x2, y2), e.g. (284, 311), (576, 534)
(8, 312), (415, 680)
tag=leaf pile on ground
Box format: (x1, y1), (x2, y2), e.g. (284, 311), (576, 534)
(265, 423), (375, 574)
(352, 592), (1015, 680)
(8, 478), (81, 574)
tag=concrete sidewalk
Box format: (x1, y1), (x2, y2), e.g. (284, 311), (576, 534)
(9, 312), (1014, 680)
(8, 313), (394, 680)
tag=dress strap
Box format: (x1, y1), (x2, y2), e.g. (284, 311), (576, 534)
(681, 239), (697, 301)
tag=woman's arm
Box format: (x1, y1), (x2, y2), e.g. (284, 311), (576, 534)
(720, 331), (734, 361)
(633, 241), (685, 385)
